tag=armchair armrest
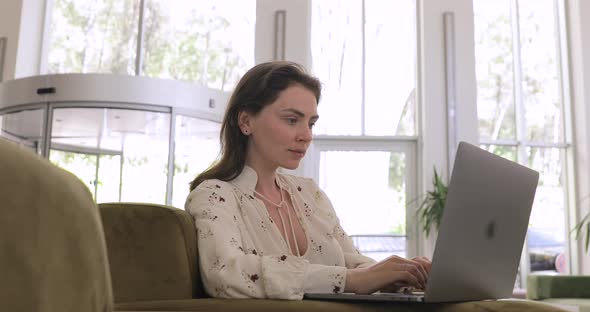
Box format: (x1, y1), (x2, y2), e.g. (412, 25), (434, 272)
(527, 275), (590, 299)
(99, 202), (205, 302)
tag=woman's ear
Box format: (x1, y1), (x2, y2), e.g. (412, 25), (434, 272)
(238, 111), (252, 135)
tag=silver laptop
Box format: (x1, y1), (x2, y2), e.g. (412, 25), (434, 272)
(305, 141), (539, 303)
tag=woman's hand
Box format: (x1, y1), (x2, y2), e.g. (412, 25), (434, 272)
(344, 255), (432, 295)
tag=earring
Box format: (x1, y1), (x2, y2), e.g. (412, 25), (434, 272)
(243, 130), (249, 135)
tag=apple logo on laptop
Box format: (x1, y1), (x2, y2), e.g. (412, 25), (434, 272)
(485, 221), (496, 240)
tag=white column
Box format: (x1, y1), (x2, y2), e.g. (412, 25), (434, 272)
(15, 0), (47, 78)
(0, 0), (46, 80)
(566, 0), (590, 275)
(255, 0), (312, 69)
(0, 0), (24, 81)
(418, 0), (478, 257)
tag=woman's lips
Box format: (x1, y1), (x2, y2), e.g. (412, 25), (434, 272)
(289, 149), (306, 157)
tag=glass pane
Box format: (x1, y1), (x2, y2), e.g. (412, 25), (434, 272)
(312, 0), (363, 135)
(319, 151), (407, 260)
(474, 0), (516, 141)
(172, 115), (221, 208)
(52, 108), (102, 148)
(365, 0), (416, 136)
(518, 0), (563, 143)
(526, 147), (567, 274)
(49, 149), (97, 199)
(51, 107), (170, 204)
(0, 109), (44, 153)
(480, 144), (517, 162)
(143, 0), (255, 91)
(48, 0), (139, 74)
(96, 154), (121, 203)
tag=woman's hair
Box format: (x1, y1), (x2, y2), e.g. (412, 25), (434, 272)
(189, 61), (322, 191)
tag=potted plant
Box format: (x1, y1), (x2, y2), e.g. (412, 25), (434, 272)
(573, 212), (590, 252)
(416, 168), (448, 238)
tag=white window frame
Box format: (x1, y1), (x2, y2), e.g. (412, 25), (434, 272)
(475, 0), (578, 280)
(287, 0), (422, 257)
(304, 136), (420, 257)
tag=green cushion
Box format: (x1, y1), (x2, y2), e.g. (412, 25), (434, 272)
(527, 275), (590, 299)
(115, 298), (569, 312)
(0, 138), (113, 312)
(542, 298), (590, 312)
(100, 202), (206, 302)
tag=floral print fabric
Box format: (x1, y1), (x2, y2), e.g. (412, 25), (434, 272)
(185, 166), (375, 300)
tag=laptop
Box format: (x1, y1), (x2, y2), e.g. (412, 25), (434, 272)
(304, 141), (539, 303)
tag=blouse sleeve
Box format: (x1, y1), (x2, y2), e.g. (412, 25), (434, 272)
(186, 180), (347, 300)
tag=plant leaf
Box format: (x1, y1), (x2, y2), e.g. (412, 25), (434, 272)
(416, 167), (448, 237)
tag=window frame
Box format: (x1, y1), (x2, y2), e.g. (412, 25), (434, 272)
(475, 0), (578, 280)
(305, 136), (420, 257)
(298, 0), (421, 258)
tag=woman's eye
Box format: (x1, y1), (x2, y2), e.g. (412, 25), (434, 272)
(309, 122), (316, 129)
(286, 117), (297, 125)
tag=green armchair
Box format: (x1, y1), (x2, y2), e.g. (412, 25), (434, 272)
(528, 274), (590, 312)
(99, 202), (569, 312)
(0, 137), (570, 312)
(0, 139), (114, 312)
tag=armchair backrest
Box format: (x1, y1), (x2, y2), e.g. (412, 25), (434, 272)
(0, 139), (113, 312)
(99, 202), (207, 302)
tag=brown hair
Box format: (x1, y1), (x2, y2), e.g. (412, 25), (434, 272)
(189, 61), (322, 190)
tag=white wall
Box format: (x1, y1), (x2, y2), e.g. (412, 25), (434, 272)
(565, 0), (590, 275)
(0, 0), (45, 80)
(418, 0), (479, 256)
(15, 0), (46, 78)
(255, 0), (312, 67)
(0, 0), (23, 81)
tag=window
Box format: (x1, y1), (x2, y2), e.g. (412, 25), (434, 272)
(172, 115), (221, 208)
(49, 107), (171, 204)
(474, 0), (571, 280)
(312, 142), (416, 261)
(47, 0), (255, 91)
(311, 0), (416, 136)
(0, 108), (45, 153)
(48, 0), (139, 74)
(142, 0), (255, 91)
(309, 0), (418, 258)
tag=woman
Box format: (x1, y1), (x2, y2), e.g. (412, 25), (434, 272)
(186, 61), (430, 300)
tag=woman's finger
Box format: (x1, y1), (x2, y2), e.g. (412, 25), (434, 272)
(407, 261), (428, 288)
(392, 262), (426, 289)
(411, 257), (431, 284)
(375, 255), (431, 290)
(382, 256), (427, 288)
(412, 256), (432, 273)
(395, 270), (422, 289)
(410, 259), (429, 286)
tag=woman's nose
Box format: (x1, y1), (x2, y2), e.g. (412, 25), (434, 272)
(298, 125), (313, 142)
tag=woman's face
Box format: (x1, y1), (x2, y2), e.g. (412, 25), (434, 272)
(240, 84), (319, 171)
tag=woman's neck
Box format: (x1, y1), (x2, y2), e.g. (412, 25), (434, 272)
(245, 161), (280, 195)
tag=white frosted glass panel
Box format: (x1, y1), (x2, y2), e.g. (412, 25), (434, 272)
(172, 115), (221, 208)
(312, 0), (363, 135)
(50, 107), (170, 204)
(319, 150), (407, 260)
(365, 0), (416, 136)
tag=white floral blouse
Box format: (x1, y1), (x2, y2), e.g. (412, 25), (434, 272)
(185, 165), (376, 300)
